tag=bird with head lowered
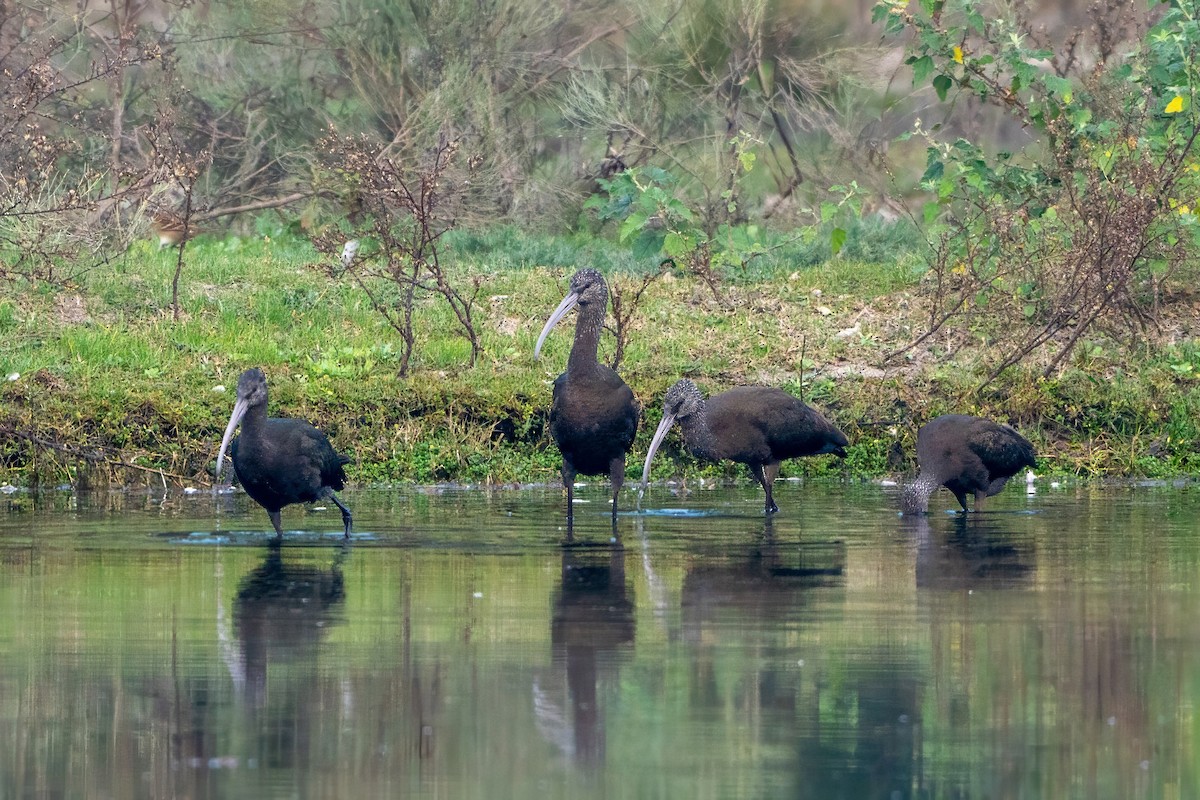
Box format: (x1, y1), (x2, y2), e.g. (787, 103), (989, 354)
(902, 414), (1036, 514)
(641, 379), (848, 515)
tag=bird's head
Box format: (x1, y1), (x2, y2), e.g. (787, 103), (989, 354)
(641, 379), (707, 490)
(235, 367), (268, 408)
(534, 268), (609, 360)
(662, 379), (705, 421)
(568, 268), (608, 308)
(217, 368), (269, 482)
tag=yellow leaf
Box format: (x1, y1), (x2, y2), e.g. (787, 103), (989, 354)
(952, 46), (964, 64)
(1165, 95), (1184, 114)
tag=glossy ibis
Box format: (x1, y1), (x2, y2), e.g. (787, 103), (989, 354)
(641, 379), (849, 514)
(216, 368), (353, 538)
(534, 269), (640, 529)
(902, 414), (1036, 513)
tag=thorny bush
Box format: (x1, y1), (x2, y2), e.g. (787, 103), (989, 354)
(877, 0), (1200, 382)
(311, 130), (481, 376)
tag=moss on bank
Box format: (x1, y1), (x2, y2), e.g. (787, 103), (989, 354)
(3, 228), (1200, 490)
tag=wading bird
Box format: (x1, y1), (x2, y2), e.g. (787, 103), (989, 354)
(216, 368), (353, 538)
(641, 379), (848, 514)
(535, 269), (640, 530)
(901, 414), (1036, 514)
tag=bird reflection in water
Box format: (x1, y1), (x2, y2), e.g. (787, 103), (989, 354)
(534, 541), (635, 772)
(682, 518), (845, 642)
(910, 513), (1034, 591)
(218, 541), (348, 711)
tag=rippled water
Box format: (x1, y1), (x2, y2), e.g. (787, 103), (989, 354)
(0, 480), (1197, 799)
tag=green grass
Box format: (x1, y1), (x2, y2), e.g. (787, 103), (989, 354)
(3, 224), (1200, 489)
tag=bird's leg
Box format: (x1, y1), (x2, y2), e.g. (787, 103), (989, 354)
(562, 462), (577, 525)
(268, 510), (284, 538)
(953, 491), (971, 513)
(749, 464), (779, 515)
(608, 455), (625, 529)
(323, 488), (353, 538)
(764, 462), (782, 513)
(972, 491), (986, 513)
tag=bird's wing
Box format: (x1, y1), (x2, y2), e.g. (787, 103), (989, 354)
(967, 422), (1036, 476)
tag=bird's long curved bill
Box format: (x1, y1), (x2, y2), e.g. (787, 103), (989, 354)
(215, 398), (249, 482)
(534, 292), (579, 360)
(640, 412), (677, 490)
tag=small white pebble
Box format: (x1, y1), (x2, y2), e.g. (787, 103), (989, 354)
(1051, 481), (1061, 488)
(898, 714), (909, 724)
(212, 385), (226, 393)
(1140, 760), (1150, 771)
(473, 592), (483, 598)
(183, 486), (199, 495)
(811, 288), (823, 297)
(880, 479), (897, 487)
(1107, 716), (1117, 726)
(797, 659), (805, 667)
(5, 372), (17, 382)
(816, 305), (833, 316)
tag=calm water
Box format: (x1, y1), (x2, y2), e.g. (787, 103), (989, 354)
(0, 480), (1197, 799)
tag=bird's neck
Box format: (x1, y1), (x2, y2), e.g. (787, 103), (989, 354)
(240, 403), (269, 437)
(678, 406), (718, 460)
(567, 304), (606, 375)
(901, 473), (939, 513)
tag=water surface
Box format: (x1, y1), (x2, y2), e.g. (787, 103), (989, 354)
(0, 481), (1196, 798)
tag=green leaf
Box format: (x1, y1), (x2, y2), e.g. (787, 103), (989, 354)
(923, 201), (941, 225)
(1043, 75), (1072, 97)
(829, 227), (847, 255)
(618, 213), (648, 243)
(662, 231), (687, 258)
(911, 55), (935, 86)
(933, 73), (953, 101)
(632, 231), (665, 261)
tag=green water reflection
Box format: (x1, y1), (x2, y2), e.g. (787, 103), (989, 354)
(0, 483), (1196, 798)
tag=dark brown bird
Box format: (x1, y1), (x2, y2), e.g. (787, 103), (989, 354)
(216, 368), (353, 538)
(902, 414), (1037, 514)
(535, 269), (640, 529)
(641, 379), (849, 514)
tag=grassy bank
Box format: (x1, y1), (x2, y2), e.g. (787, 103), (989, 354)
(4, 224), (1200, 490)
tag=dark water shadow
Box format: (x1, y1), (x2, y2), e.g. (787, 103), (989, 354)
(909, 514), (1035, 591)
(681, 518), (845, 634)
(535, 540), (635, 776)
(221, 541), (348, 709)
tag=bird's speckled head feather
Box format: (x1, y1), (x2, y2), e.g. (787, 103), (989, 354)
(568, 268), (608, 306)
(663, 379), (706, 420)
